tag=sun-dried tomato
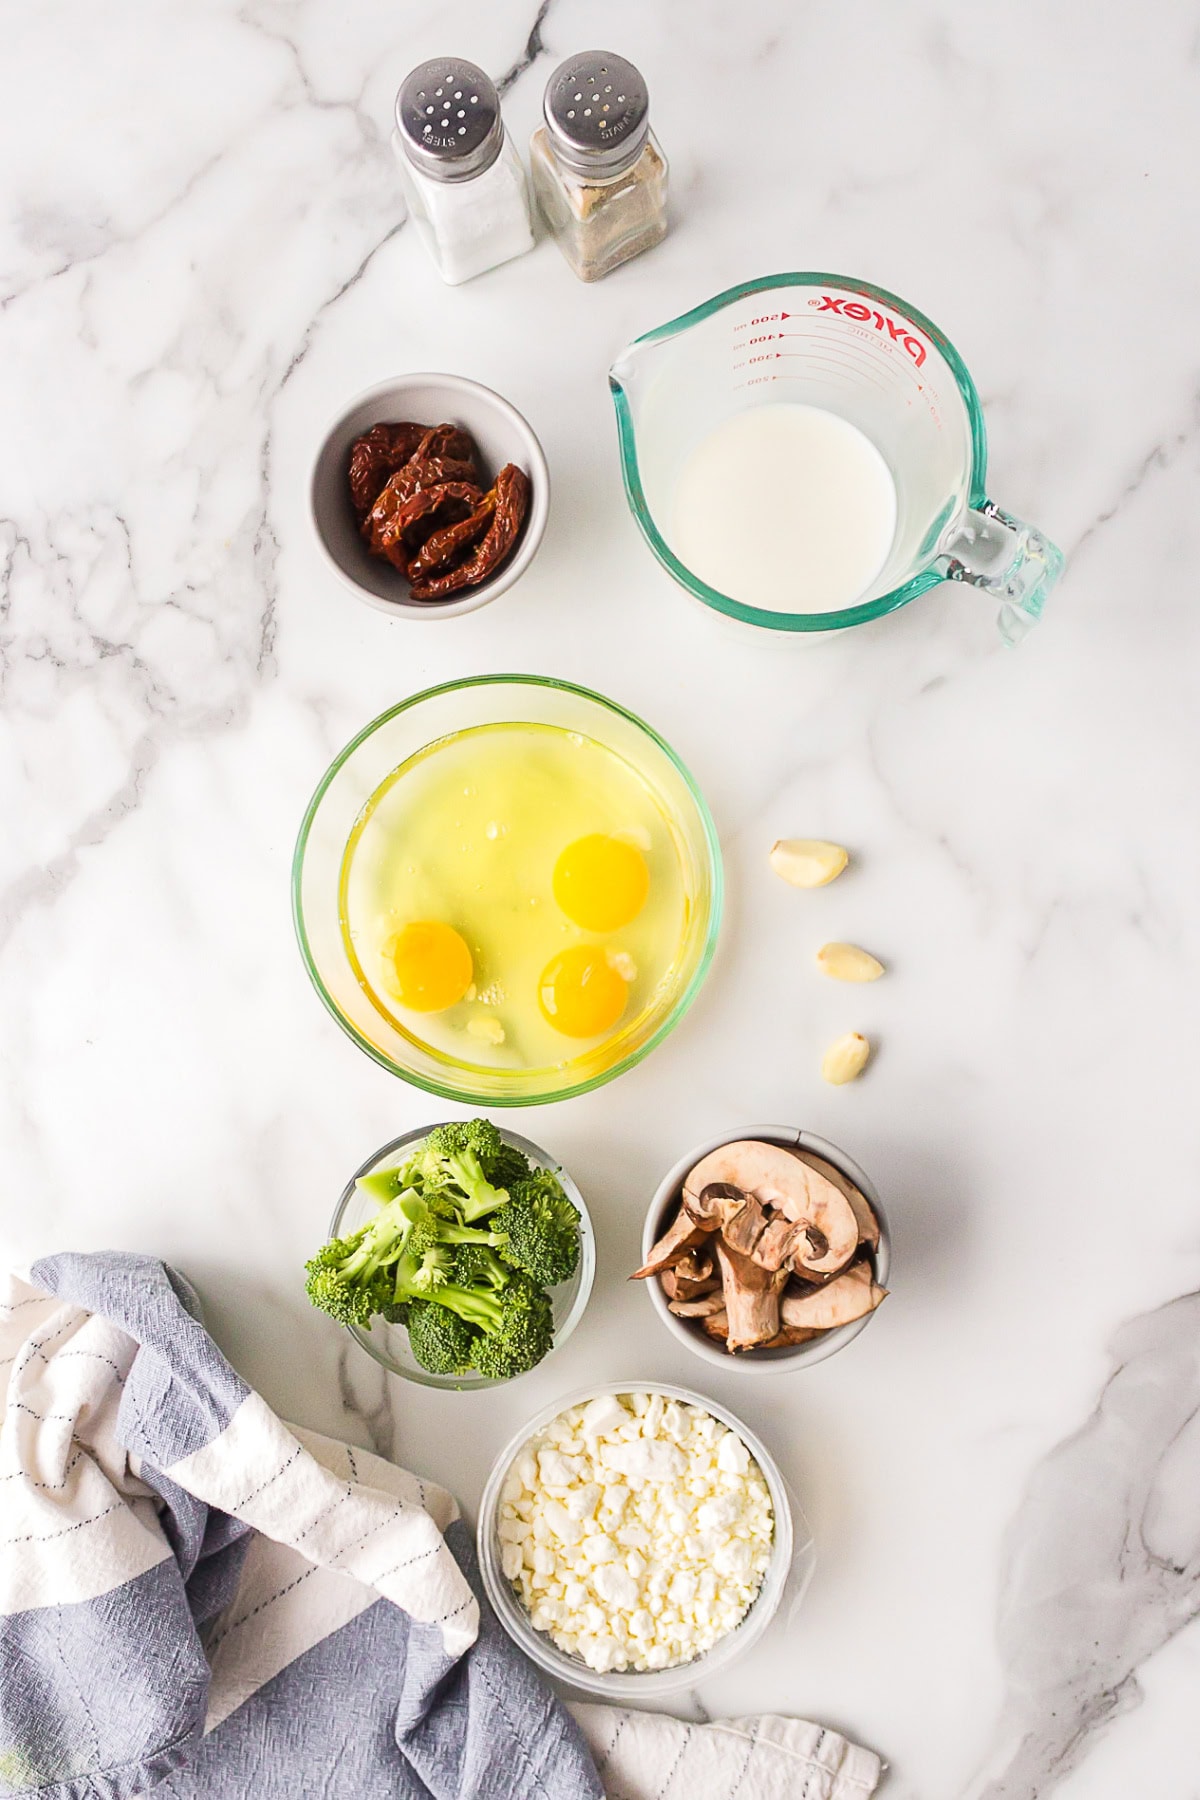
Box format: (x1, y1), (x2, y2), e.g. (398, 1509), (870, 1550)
(374, 482), (485, 573)
(362, 460), (480, 555)
(349, 418), (530, 598)
(347, 422), (426, 523)
(411, 423), (477, 469)
(407, 490), (498, 579)
(408, 464), (530, 599)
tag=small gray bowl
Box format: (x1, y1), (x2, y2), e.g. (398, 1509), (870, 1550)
(310, 373), (549, 617)
(642, 1124), (890, 1373)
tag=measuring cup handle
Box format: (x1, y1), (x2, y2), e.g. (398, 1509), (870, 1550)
(940, 502), (1065, 645)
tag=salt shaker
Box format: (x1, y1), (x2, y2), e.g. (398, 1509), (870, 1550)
(529, 52), (668, 283)
(393, 58), (534, 286)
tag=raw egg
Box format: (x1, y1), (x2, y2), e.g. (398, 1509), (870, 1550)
(539, 945), (628, 1038)
(388, 921), (473, 1013)
(553, 834), (649, 932)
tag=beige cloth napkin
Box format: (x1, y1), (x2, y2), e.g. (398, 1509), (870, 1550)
(570, 1705), (883, 1799)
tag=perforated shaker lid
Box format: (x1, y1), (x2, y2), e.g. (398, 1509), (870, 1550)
(542, 52), (650, 178)
(396, 58), (504, 182)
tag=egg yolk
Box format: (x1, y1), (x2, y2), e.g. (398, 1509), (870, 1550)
(389, 921), (473, 1013)
(553, 834), (650, 932)
(539, 945), (629, 1038)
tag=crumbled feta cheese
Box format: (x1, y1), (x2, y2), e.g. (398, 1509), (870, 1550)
(716, 1430), (751, 1475)
(501, 1543), (522, 1580)
(564, 1481), (601, 1522)
(593, 1564), (638, 1609)
(697, 1494), (741, 1532)
(580, 1394), (628, 1439)
(603, 1440), (687, 1482)
(499, 1392), (774, 1673)
(537, 1449), (581, 1488)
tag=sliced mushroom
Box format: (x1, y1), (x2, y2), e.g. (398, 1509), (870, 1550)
(701, 1308), (821, 1349)
(630, 1205), (714, 1280)
(659, 1265), (719, 1305)
(685, 1140), (859, 1278)
(669, 1291), (728, 1319)
(762, 1324), (821, 1348)
(682, 1180), (746, 1227)
(715, 1239), (788, 1351)
(779, 1259), (887, 1332)
(721, 1193), (772, 1260)
(791, 1148), (881, 1251)
(675, 1248), (714, 1285)
(750, 1215), (812, 1272)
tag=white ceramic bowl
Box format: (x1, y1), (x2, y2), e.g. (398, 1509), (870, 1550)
(328, 1124), (594, 1389)
(642, 1125), (890, 1373)
(477, 1380), (812, 1699)
(310, 373), (549, 617)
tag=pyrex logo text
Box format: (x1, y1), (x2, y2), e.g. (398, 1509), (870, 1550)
(812, 295), (927, 368)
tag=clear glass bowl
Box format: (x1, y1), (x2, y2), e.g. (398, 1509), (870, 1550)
(327, 1124), (595, 1389)
(292, 675), (722, 1105)
(476, 1380), (814, 1699)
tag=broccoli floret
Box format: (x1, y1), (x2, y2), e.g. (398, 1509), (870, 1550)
(406, 1300), (479, 1375)
(471, 1275), (555, 1381)
(424, 1118), (507, 1169)
(304, 1262), (380, 1329)
(452, 1243), (511, 1291)
(355, 1167), (405, 1206)
(422, 1120), (531, 1208)
(304, 1192), (425, 1327)
(405, 1126), (511, 1225)
(406, 1209), (506, 1261)
(500, 1169), (581, 1288)
(390, 1246), (505, 1332)
(407, 1244), (458, 1295)
(477, 1139), (532, 1192)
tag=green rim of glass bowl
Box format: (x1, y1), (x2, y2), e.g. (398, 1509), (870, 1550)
(609, 270), (989, 634)
(291, 674), (724, 1107)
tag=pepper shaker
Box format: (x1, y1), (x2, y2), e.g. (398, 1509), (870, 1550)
(393, 58), (535, 286)
(529, 52), (668, 283)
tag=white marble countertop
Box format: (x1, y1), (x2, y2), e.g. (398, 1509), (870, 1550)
(3, 2), (1199, 1795)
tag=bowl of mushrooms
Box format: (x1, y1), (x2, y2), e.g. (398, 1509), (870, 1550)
(634, 1125), (889, 1372)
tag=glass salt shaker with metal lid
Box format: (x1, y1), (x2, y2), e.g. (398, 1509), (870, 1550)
(530, 52), (668, 283)
(393, 57), (534, 286)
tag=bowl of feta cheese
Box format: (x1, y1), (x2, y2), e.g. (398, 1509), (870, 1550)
(476, 1383), (805, 1696)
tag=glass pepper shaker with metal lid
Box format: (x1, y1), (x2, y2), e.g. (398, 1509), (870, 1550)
(393, 57), (534, 286)
(530, 52), (668, 282)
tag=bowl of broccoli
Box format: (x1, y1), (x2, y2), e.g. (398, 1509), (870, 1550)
(308, 1118), (595, 1388)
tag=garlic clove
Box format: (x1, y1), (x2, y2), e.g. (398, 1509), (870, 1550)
(816, 942), (885, 982)
(769, 839), (849, 888)
(821, 1032), (871, 1085)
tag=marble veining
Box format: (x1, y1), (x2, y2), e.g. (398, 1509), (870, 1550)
(2, 2), (1199, 1795)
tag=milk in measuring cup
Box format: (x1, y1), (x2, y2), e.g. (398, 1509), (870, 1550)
(672, 403), (897, 614)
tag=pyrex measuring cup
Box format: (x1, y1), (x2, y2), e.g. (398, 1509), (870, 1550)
(609, 273), (1064, 642)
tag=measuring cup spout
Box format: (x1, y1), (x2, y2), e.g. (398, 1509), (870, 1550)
(608, 336), (657, 403)
(940, 502), (1065, 645)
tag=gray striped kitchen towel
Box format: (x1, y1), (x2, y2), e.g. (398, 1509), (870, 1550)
(0, 1254), (601, 1799)
(0, 1254), (881, 1800)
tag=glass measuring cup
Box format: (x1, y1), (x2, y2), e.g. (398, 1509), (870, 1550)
(609, 273), (1064, 642)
